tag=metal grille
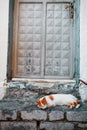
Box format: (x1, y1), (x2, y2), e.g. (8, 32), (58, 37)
(45, 3), (72, 77)
(18, 3), (42, 76)
(13, 0), (74, 79)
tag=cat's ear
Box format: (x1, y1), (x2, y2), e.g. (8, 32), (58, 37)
(36, 100), (42, 107)
(41, 97), (47, 105)
(35, 100), (39, 105)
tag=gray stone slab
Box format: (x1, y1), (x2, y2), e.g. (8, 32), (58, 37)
(49, 111), (64, 121)
(40, 122), (74, 130)
(0, 122), (36, 130)
(0, 110), (16, 120)
(21, 110), (47, 120)
(78, 123), (87, 128)
(67, 111), (87, 122)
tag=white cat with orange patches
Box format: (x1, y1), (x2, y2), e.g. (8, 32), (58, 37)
(36, 94), (80, 109)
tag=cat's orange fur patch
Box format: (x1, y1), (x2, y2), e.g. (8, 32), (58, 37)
(49, 95), (54, 101)
(37, 100), (42, 107)
(41, 97), (47, 105)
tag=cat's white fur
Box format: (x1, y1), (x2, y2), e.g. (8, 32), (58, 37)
(37, 94), (80, 109)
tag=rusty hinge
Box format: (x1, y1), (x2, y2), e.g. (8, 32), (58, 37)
(65, 3), (74, 19)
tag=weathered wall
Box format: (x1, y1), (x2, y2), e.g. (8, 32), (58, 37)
(0, 0), (9, 81)
(0, 0), (87, 82)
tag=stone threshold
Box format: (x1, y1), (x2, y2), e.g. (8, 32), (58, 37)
(12, 78), (76, 85)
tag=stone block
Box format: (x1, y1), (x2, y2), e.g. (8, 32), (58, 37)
(0, 110), (16, 120)
(21, 110), (47, 120)
(67, 111), (87, 122)
(78, 123), (87, 128)
(49, 111), (64, 121)
(0, 122), (36, 130)
(40, 122), (74, 130)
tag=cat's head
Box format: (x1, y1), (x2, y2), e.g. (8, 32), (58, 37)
(36, 97), (47, 109)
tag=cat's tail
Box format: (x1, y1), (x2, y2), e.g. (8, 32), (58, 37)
(67, 101), (80, 109)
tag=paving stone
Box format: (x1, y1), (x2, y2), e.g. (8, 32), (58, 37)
(0, 110), (16, 120)
(0, 122), (36, 130)
(49, 111), (64, 121)
(40, 122), (74, 130)
(21, 110), (47, 121)
(67, 111), (87, 122)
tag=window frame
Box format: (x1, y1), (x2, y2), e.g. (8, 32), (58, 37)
(7, 0), (80, 83)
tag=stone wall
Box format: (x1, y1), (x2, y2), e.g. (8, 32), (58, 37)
(0, 110), (87, 130)
(0, 82), (86, 130)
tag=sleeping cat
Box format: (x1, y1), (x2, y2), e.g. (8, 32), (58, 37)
(36, 94), (80, 109)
